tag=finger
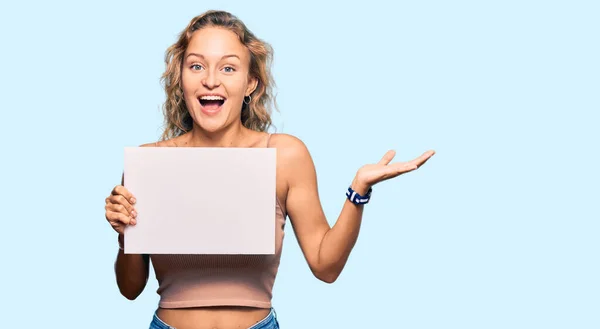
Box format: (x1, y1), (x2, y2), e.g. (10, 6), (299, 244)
(111, 185), (136, 204)
(107, 194), (136, 218)
(378, 150), (396, 165)
(113, 226), (124, 235)
(107, 217), (126, 234)
(392, 161), (419, 173)
(409, 150), (435, 168)
(106, 210), (132, 226)
(379, 162), (417, 181)
(106, 201), (132, 217)
(106, 202), (137, 225)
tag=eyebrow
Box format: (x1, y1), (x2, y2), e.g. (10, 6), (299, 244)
(185, 53), (240, 61)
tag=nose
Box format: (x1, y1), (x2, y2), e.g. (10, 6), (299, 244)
(201, 70), (221, 89)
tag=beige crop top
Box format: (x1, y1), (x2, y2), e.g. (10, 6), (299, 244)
(149, 134), (286, 309)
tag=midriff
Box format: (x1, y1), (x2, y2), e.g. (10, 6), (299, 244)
(156, 306), (271, 329)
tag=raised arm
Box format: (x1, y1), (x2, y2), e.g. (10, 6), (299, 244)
(279, 134), (434, 283)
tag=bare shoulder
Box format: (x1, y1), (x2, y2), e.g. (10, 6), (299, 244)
(139, 137), (180, 148)
(268, 133), (315, 185)
(139, 142), (157, 148)
(268, 133), (311, 162)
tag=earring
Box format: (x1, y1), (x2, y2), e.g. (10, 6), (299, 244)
(243, 95), (252, 105)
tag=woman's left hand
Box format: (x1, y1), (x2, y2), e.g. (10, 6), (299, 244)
(352, 150), (436, 193)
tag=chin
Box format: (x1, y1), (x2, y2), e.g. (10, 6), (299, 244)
(192, 109), (231, 133)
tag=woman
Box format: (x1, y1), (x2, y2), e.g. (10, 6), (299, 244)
(104, 10), (434, 329)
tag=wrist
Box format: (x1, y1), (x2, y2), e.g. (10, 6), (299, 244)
(350, 177), (370, 196)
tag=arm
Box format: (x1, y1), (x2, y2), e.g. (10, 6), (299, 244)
(280, 135), (435, 283)
(110, 143), (157, 299)
(281, 136), (365, 283)
(114, 236), (150, 300)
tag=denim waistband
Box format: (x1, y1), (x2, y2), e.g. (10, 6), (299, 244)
(150, 308), (278, 329)
(150, 312), (173, 329)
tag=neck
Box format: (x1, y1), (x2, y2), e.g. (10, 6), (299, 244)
(186, 121), (250, 147)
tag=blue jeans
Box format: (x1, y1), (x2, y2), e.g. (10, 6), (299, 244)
(149, 308), (280, 329)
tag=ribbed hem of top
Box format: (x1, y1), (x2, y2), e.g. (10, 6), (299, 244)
(159, 299), (272, 309)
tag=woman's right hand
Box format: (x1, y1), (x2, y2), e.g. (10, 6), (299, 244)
(105, 185), (137, 234)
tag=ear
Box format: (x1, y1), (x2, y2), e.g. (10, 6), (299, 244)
(245, 75), (259, 97)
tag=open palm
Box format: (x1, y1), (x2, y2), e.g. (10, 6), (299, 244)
(356, 150), (436, 188)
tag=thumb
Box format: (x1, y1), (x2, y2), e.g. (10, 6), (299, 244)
(378, 150), (396, 165)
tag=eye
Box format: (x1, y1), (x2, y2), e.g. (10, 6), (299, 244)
(222, 66), (235, 73)
(190, 64), (204, 71)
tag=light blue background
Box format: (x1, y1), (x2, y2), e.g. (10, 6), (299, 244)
(1, 0), (598, 328)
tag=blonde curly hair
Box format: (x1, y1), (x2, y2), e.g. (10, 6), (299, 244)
(160, 10), (276, 140)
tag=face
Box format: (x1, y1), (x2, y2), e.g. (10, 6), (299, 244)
(181, 27), (257, 132)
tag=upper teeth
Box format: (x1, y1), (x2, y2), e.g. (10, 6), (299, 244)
(200, 95), (224, 100)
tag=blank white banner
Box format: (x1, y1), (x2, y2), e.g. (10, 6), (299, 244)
(123, 147), (276, 255)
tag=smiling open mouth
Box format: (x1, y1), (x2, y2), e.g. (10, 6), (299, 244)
(199, 95), (226, 113)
